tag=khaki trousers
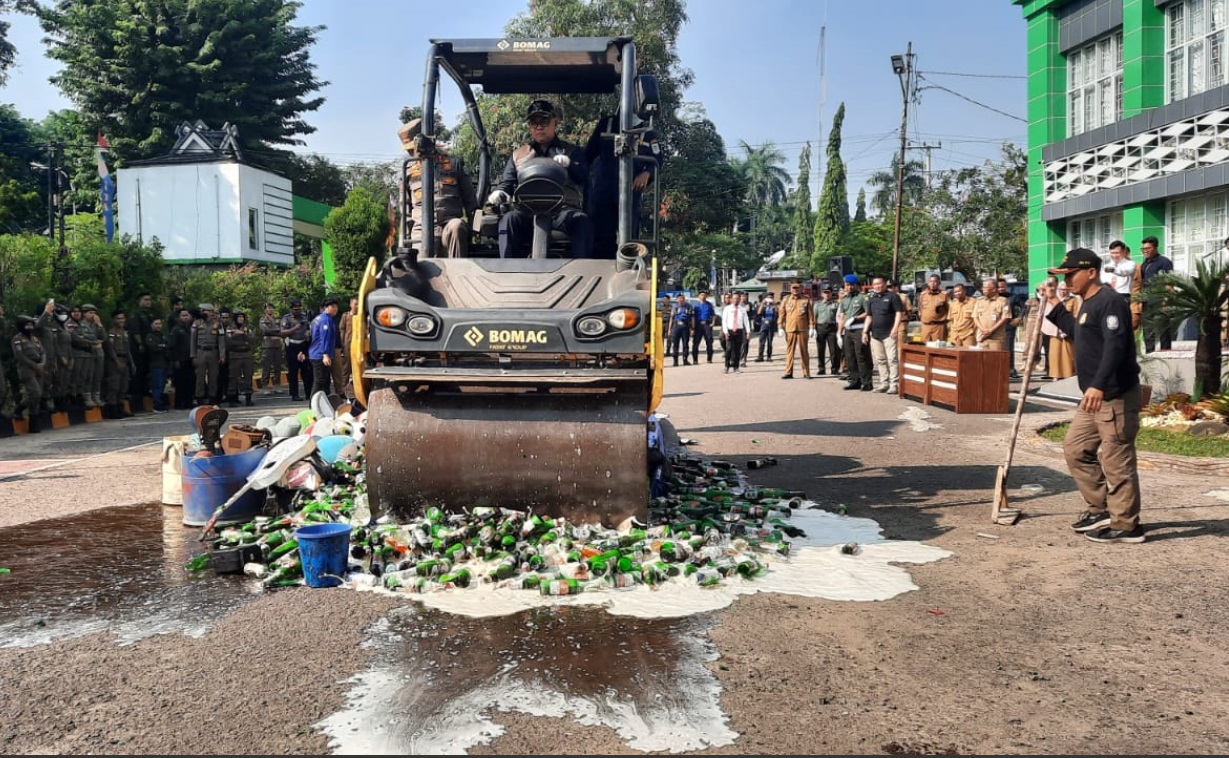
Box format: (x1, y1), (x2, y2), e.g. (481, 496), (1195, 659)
(783, 331), (811, 377)
(920, 323), (947, 342)
(1063, 385), (1142, 531)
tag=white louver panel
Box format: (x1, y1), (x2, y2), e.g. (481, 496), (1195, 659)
(1044, 107), (1229, 204)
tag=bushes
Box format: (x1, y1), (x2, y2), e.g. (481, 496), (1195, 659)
(0, 231), (330, 325)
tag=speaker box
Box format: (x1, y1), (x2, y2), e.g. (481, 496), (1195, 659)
(828, 255), (854, 278)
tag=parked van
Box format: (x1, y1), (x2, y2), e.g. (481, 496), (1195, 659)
(908, 268), (972, 294)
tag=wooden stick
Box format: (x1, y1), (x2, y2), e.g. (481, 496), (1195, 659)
(992, 293), (1048, 522)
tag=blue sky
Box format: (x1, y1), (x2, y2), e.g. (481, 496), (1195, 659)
(1, 0), (1028, 206)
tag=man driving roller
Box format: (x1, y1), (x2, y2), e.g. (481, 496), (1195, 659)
(489, 99), (593, 259)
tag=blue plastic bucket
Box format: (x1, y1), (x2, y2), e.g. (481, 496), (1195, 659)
(296, 523), (351, 588)
(180, 446), (268, 527)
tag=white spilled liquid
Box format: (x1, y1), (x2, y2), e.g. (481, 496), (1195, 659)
(320, 507), (952, 755)
(317, 620), (736, 755)
(353, 508), (952, 620)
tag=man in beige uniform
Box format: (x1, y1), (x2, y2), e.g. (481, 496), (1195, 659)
(336, 296), (357, 399)
(916, 274), (950, 342)
(779, 282), (813, 379)
(971, 278), (1011, 351)
(946, 283), (977, 347)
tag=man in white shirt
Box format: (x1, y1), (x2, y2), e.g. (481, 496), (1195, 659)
(1101, 240), (1136, 296)
(720, 296), (750, 374)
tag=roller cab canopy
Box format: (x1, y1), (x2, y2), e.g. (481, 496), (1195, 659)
(429, 36), (631, 94)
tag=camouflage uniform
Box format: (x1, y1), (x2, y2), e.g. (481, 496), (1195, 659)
(225, 315), (255, 405)
(12, 317), (47, 428)
(103, 315), (136, 417)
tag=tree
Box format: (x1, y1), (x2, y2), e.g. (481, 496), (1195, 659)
(0, 0), (32, 86)
(790, 142), (813, 265)
(274, 153), (347, 207)
(841, 218), (894, 281)
(854, 187), (867, 223)
(33, 109), (100, 216)
(323, 187), (388, 295)
(736, 141), (791, 207)
(0, 105), (48, 234)
(658, 114), (744, 238)
(1141, 258), (1229, 398)
(866, 155), (926, 218)
(812, 102), (850, 272)
(39, 0), (327, 159)
(452, 0), (691, 177)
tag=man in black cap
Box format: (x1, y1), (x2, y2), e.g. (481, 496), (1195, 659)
(489, 99), (593, 259)
(1046, 248), (1145, 544)
(279, 298), (312, 401)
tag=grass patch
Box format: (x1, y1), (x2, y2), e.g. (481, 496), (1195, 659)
(1040, 423), (1229, 458)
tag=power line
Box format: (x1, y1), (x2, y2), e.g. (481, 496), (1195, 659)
(917, 76), (1027, 124)
(921, 69), (1027, 80)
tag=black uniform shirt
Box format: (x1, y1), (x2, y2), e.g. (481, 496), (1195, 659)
(1047, 287), (1139, 400)
(866, 291), (904, 340)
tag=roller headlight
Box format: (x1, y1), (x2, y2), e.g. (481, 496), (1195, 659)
(406, 315), (436, 336)
(577, 316), (607, 337)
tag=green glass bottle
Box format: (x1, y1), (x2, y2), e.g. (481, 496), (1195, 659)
(539, 578), (581, 596)
(489, 557), (517, 581)
(695, 568), (723, 587)
(521, 574), (542, 590)
(268, 538), (298, 560)
(184, 553), (211, 572)
(439, 568), (472, 588)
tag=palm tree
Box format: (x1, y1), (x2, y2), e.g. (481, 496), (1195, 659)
(1140, 256), (1229, 398)
(866, 156), (926, 218)
(735, 141), (792, 207)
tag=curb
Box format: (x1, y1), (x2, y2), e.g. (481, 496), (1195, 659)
(1028, 420), (1229, 476)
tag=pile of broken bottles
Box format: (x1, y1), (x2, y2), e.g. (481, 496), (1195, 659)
(187, 411), (811, 594)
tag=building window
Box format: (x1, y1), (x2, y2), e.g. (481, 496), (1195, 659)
(1168, 191), (1227, 274)
(248, 208), (259, 250)
(1167, 0), (1228, 103)
(1067, 31), (1123, 136)
(1067, 212), (1123, 256)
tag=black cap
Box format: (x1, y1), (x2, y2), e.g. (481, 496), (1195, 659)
(290, 298), (302, 307)
(527, 99), (556, 119)
(1049, 247), (1102, 274)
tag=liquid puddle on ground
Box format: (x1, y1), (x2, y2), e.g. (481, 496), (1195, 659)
(317, 605), (733, 754)
(0, 502), (952, 754)
(0, 502), (257, 648)
(319, 508), (953, 754)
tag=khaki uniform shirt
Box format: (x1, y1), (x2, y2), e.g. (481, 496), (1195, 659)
(779, 294), (813, 332)
(917, 289), (950, 324)
(972, 294), (1011, 342)
(947, 297), (976, 343)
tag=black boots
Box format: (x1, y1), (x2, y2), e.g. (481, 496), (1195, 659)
(26, 413), (40, 434)
(244, 394), (254, 407)
(227, 394), (239, 408)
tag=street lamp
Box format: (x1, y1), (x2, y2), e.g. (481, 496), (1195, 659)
(890, 42), (914, 287)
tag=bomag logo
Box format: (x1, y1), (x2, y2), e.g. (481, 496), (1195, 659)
(498, 39), (551, 51)
(463, 326), (549, 350)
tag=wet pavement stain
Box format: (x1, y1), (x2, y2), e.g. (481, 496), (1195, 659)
(0, 502), (257, 648)
(318, 604), (737, 754)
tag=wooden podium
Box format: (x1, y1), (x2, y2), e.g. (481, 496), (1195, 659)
(899, 344), (1010, 414)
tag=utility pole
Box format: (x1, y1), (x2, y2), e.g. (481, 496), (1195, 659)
(907, 140), (941, 188)
(890, 41), (915, 286)
(45, 144), (55, 241)
(55, 143), (66, 252)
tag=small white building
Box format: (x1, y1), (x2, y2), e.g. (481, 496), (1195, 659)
(117, 121), (295, 265)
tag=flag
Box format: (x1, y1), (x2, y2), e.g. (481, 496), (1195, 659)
(710, 255), (718, 290)
(385, 191), (397, 252)
(97, 137), (115, 244)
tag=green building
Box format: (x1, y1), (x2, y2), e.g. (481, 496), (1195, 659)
(1015, 0), (1229, 284)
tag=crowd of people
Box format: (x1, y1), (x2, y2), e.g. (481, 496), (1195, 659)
(0, 295), (360, 433)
